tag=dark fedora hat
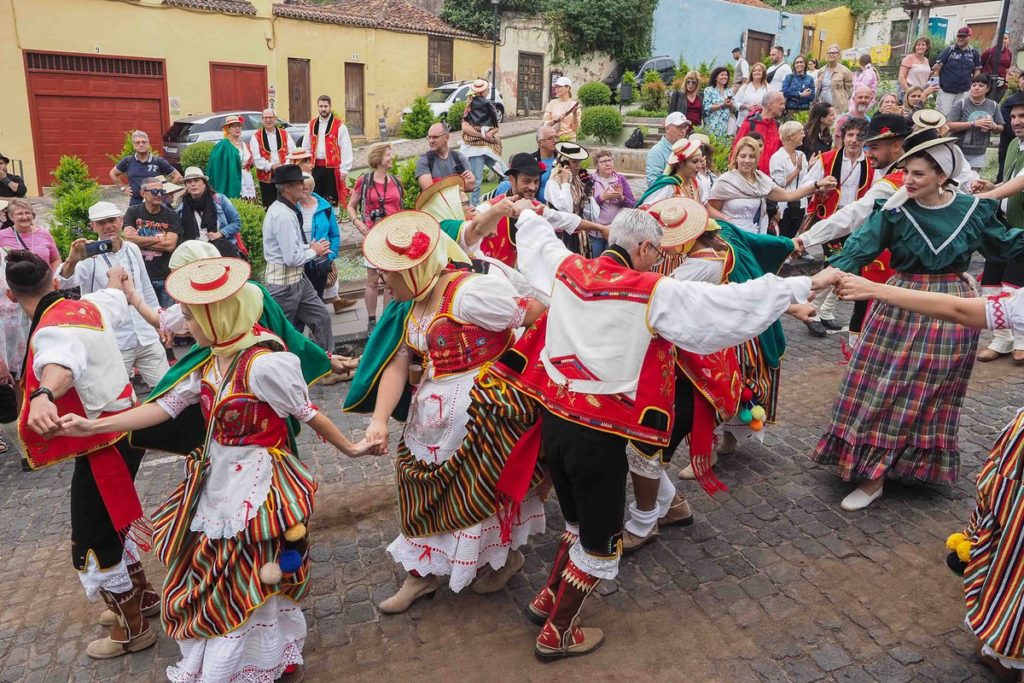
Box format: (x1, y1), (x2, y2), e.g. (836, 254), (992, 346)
(507, 152), (542, 176)
(861, 114), (911, 143)
(271, 164), (304, 184)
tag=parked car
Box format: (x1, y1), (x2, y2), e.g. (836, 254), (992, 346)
(161, 111), (306, 168)
(603, 56), (677, 102)
(402, 80), (505, 125)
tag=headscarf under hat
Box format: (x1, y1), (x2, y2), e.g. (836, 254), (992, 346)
(169, 240), (220, 271)
(187, 282), (281, 357)
(400, 232), (468, 301)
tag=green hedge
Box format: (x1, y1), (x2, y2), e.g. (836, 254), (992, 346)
(578, 81), (612, 107)
(231, 199), (267, 280)
(180, 142), (216, 172)
(446, 100), (467, 133)
(579, 106), (623, 143)
(400, 96), (435, 139)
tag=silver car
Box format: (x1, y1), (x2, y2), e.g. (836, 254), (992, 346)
(161, 111), (306, 168)
(402, 80), (505, 124)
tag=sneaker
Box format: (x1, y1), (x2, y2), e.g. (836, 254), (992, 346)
(804, 320), (827, 337)
(819, 318), (844, 331)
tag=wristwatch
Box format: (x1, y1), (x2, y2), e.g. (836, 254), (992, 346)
(29, 387), (54, 403)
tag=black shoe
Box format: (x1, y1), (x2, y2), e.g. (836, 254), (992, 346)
(820, 318), (844, 331)
(805, 320), (827, 337)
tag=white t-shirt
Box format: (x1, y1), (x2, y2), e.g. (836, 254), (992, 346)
(769, 147), (808, 209)
(767, 62), (792, 92)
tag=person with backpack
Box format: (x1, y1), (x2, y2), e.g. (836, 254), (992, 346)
(177, 167), (245, 258)
(347, 142), (404, 333)
(415, 122), (476, 190)
(932, 27), (982, 116)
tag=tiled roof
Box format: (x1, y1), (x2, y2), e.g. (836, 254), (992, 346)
(274, 0), (484, 40)
(163, 0), (257, 15)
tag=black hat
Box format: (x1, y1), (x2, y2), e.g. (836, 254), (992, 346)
(861, 114), (911, 143)
(271, 164), (304, 184)
(507, 152), (542, 176)
(0, 152), (9, 165)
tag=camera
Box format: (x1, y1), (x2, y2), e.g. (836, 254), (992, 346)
(369, 207), (386, 222)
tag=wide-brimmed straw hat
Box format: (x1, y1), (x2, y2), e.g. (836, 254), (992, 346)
(166, 257), (251, 305)
(470, 79), (489, 95)
(665, 138), (703, 174)
(912, 109), (947, 131)
(362, 211), (441, 272)
(287, 148), (312, 162)
(222, 114), (244, 127)
(415, 175), (465, 212)
(182, 166), (208, 182)
(555, 141), (589, 161)
(648, 197), (708, 249)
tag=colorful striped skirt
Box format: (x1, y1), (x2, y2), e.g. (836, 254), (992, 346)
(812, 272), (979, 485)
(964, 407), (1024, 668)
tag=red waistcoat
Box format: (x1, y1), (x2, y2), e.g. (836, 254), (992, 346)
(488, 252), (677, 446)
(19, 299), (132, 468)
(859, 169), (903, 284)
(254, 128), (290, 183)
(307, 115), (345, 169)
(425, 272), (514, 378)
(199, 346), (289, 449)
(806, 149), (874, 219)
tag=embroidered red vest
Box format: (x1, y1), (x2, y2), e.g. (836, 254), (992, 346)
(254, 128), (290, 183)
(307, 116), (345, 168)
(425, 272), (514, 378)
(489, 253), (677, 446)
(199, 347), (289, 449)
(858, 169), (902, 284)
(806, 149), (874, 219)
(479, 195), (547, 268)
(19, 299), (132, 468)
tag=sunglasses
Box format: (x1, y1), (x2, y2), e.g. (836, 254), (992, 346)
(144, 188), (165, 196)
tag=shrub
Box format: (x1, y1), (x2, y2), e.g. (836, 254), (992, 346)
(578, 81), (612, 107)
(49, 155), (100, 257)
(446, 100), (467, 133)
(620, 70), (637, 104)
(180, 141), (216, 172)
(788, 109), (810, 125)
(400, 96), (435, 139)
(390, 157), (421, 209)
(579, 106), (623, 143)
(631, 108), (669, 118)
(108, 131), (135, 165)
(50, 155), (94, 199)
(642, 69), (663, 85)
(231, 199), (267, 280)
(640, 79), (667, 111)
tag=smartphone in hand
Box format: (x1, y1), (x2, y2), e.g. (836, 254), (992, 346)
(85, 240), (114, 258)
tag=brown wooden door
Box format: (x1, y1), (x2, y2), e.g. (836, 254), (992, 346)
(746, 31), (774, 67)
(288, 58), (310, 123)
(969, 22), (997, 51)
(517, 52), (544, 115)
(344, 63), (364, 135)
(209, 62), (267, 111)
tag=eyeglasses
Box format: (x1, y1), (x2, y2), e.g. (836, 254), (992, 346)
(144, 188), (165, 196)
(686, 80), (697, 85)
(828, 51), (840, 56)
(649, 243), (666, 267)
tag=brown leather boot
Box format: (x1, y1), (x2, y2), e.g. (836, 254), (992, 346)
(99, 562), (159, 627)
(525, 531), (576, 625)
(86, 585), (157, 659)
(534, 559), (604, 660)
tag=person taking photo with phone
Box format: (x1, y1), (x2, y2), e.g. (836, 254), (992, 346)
(57, 201), (169, 387)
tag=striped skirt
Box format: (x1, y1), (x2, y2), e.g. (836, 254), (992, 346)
(812, 272), (979, 485)
(964, 408), (1024, 668)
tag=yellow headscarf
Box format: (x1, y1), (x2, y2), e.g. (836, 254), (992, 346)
(188, 282), (280, 357)
(169, 240), (220, 271)
(399, 232), (469, 301)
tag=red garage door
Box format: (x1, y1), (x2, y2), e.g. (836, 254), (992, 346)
(24, 51), (169, 193)
(210, 62), (267, 112)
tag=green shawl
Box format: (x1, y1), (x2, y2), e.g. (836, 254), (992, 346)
(637, 174), (682, 206)
(129, 282), (332, 454)
(343, 219), (466, 420)
(206, 138), (242, 199)
(716, 221), (794, 368)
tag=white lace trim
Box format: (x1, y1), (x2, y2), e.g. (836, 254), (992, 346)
(293, 403), (317, 423)
(166, 640), (304, 683)
(509, 297), (530, 329)
(387, 492), (546, 593)
(626, 441), (663, 479)
(78, 555), (131, 602)
(569, 541), (619, 581)
(157, 392), (192, 419)
(190, 449), (273, 540)
(980, 643), (1024, 670)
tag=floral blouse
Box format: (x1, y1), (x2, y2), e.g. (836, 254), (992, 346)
(702, 87), (734, 138)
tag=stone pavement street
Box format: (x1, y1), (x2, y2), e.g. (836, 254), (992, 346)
(0, 301), (1020, 682)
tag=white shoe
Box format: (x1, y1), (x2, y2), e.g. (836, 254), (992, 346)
(678, 451), (719, 480)
(840, 484), (883, 511)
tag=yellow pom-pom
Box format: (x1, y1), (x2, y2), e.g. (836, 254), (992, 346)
(750, 406), (766, 422)
(946, 532), (967, 551)
(259, 562), (282, 585)
(957, 540), (972, 563)
(749, 419), (764, 432)
(284, 523), (307, 542)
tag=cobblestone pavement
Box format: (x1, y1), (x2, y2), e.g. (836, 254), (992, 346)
(0, 301), (1019, 682)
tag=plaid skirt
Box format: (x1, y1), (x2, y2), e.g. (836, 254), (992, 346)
(812, 272), (979, 485)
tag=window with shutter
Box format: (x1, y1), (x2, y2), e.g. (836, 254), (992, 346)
(428, 37), (454, 87)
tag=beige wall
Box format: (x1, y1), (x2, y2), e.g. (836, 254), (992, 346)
(2, 0), (490, 193)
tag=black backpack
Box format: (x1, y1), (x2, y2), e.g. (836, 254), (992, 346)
(624, 127), (644, 149)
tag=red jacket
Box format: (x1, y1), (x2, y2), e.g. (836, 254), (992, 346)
(732, 107), (782, 175)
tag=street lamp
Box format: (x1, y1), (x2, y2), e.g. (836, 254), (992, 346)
(491, 0), (500, 102)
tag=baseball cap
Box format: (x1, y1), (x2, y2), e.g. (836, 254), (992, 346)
(956, 27), (972, 37)
(88, 201), (121, 222)
(665, 111), (691, 128)
(554, 76), (572, 87)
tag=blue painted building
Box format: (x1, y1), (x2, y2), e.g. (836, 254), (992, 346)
(652, 0), (803, 70)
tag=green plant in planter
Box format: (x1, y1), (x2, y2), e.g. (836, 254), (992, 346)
(579, 106), (623, 143)
(231, 199), (267, 280)
(400, 96), (435, 139)
(49, 155), (100, 257)
(180, 142), (216, 173)
(578, 81), (613, 107)
(446, 100), (467, 132)
(620, 70), (637, 104)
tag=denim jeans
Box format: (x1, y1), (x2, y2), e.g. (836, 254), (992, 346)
(588, 236), (607, 258)
(150, 279), (175, 309)
(467, 155), (502, 205)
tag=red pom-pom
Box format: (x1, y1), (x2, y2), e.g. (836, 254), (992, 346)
(741, 387), (754, 402)
(538, 161), (547, 172)
(405, 231), (431, 259)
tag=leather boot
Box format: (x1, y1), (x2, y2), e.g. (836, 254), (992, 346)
(471, 549), (525, 594)
(378, 573), (439, 614)
(534, 559), (604, 660)
(525, 531), (576, 625)
(100, 562), (160, 627)
(86, 585), (157, 659)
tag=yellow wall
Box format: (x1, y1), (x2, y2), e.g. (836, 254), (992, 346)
(1, 0), (491, 193)
(803, 7), (855, 61)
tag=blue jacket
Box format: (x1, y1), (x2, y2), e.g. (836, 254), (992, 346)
(309, 193), (340, 260)
(781, 73), (815, 111)
(177, 192), (242, 239)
